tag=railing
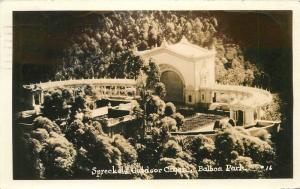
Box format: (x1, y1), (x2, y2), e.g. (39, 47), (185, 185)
(214, 83), (272, 97)
(24, 78), (137, 90)
(210, 83), (273, 108)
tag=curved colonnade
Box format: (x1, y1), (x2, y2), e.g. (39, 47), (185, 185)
(23, 78), (138, 107)
(209, 83), (273, 126)
(23, 78), (273, 127)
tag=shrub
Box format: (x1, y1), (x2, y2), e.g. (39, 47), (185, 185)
(165, 102), (176, 116)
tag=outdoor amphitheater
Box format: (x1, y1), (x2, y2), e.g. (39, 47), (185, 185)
(19, 37), (280, 138)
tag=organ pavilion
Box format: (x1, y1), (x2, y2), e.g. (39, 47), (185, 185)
(136, 36), (216, 106)
(23, 36), (273, 127)
(137, 36), (272, 126)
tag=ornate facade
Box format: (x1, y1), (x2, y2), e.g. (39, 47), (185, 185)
(136, 36), (216, 105)
(137, 36), (272, 126)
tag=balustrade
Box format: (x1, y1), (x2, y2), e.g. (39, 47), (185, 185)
(211, 83), (272, 108)
(25, 78), (138, 106)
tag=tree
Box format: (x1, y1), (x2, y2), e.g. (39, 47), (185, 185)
(88, 135), (122, 171)
(145, 95), (166, 116)
(22, 130), (48, 179)
(112, 134), (138, 163)
(135, 127), (163, 167)
(84, 84), (97, 97)
(42, 90), (70, 119)
(172, 112), (185, 130)
(160, 116), (178, 132)
(24, 118), (77, 179)
(229, 155), (265, 178)
(61, 88), (75, 104)
(71, 93), (87, 117)
(72, 147), (93, 179)
(242, 134), (275, 165)
(251, 129), (271, 143)
(146, 113), (160, 128)
(186, 135), (215, 165)
(165, 102), (176, 116)
(215, 127), (275, 167)
(154, 82), (166, 98)
(261, 94), (282, 121)
(32, 116), (61, 134)
(132, 105), (144, 124)
(125, 51), (144, 79)
(80, 124), (103, 151)
(161, 140), (182, 158)
(213, 119), (234, 130)
(72, 130), (138, 178)
(65, 119), (85, 148)
(214, 127), (245, 166)
(41, 132), (77, 179)
(142, 59), (161, 89)
(161, 140), (193, 163)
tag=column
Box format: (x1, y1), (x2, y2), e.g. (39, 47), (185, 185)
(230, 109), (234, 120)
(242, 110), (246, 125)
(39, 93), (41, 105)
(40, 92), (44, 104)
(118, 86), (121, 96)
(257, 107), (261, 120)
(116, 86), (119, 96)
(125, 87), (128, 96)
(32, 93), (35, 107)
(109, 86), (112, 96)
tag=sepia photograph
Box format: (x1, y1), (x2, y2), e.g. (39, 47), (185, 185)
(11, 10), (293, 180)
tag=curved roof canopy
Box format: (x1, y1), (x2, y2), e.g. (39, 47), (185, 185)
(137, 36), (216, 60)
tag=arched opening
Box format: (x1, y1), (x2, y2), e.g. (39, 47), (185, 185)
(212, 92), (217, 103)
(236, 110), (244, 126)
(161, 70), (184, 103)
(34, 92), (40, 105)
(254, 109), (258, 120)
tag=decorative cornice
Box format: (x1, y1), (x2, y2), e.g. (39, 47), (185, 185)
(137, 36), (216, 61)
